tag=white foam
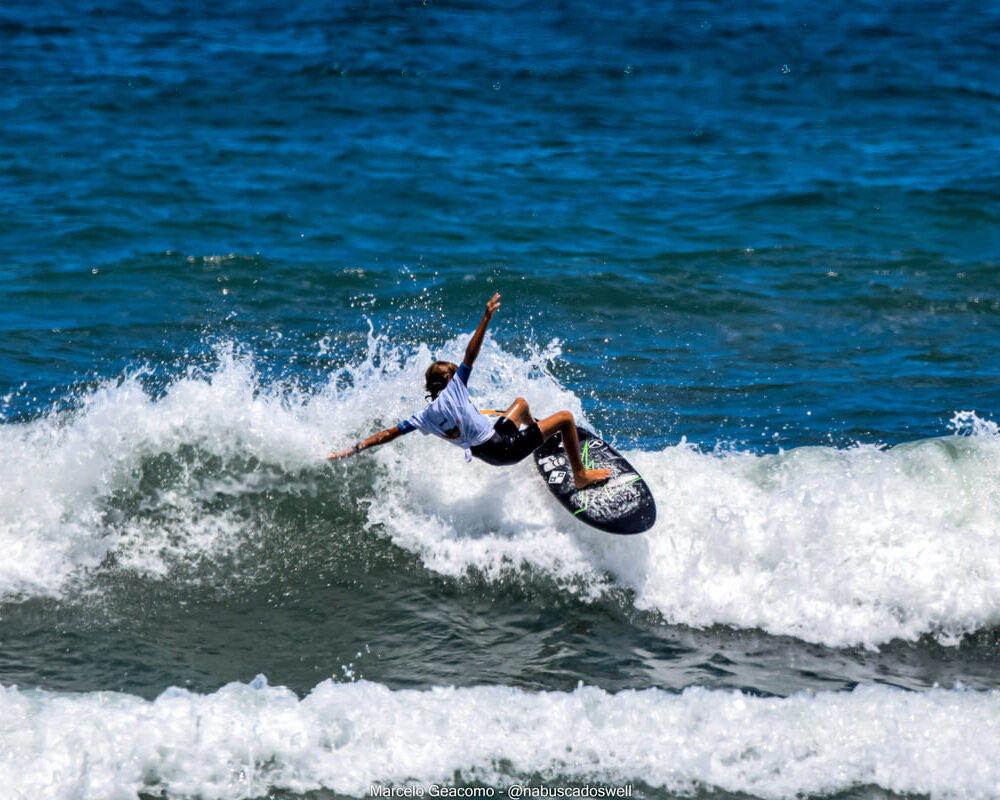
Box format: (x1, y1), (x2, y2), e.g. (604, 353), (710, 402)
(0, 331), (578, 598)
(1, 676), (998, 799)
(5, 335), (1000, 647)
(0, 344), (333, 597)
(625, 430), (1000, 647)
(371, 406), (1000, 647)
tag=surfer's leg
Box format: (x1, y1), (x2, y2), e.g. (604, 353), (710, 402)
(537, 411), (611, 489)
(502, 397), (536, 428)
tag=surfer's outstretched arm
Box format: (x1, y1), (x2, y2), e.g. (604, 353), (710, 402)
(463, 292), (501, 368)
(328, 426), (403, 460)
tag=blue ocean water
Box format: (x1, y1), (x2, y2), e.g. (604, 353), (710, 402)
(2, 1), (1000, 798)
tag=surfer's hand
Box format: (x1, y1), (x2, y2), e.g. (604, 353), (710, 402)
(484, 293), (501, 319)
(327, 447), (356, 460)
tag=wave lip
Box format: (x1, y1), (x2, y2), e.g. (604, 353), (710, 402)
(2, 676), (999, 800)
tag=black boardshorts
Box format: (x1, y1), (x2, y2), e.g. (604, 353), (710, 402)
(470, 417), (544, 466)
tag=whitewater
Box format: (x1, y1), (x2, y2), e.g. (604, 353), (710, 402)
(3, 336), (1000, 650)
(3, 675), (1000, 800)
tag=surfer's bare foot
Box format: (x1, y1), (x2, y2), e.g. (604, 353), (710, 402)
(574, 468), (611, 489)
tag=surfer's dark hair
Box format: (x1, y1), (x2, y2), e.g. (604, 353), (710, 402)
(425, 361), (458, 401)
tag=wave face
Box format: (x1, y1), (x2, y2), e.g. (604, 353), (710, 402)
(3, 338), (1000, 650)
(1, 676), (998, 800)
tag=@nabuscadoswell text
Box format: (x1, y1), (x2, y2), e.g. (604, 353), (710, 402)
(370, 785), (634, 797)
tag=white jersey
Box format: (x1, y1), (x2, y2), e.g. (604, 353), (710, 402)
(398, 364), (494, 460)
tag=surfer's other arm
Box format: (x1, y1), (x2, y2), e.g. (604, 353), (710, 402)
(463, 292), (501, 368)
(327, 426), (403, 460)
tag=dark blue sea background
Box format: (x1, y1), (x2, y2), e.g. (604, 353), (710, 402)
(2, 2), (1000, 798)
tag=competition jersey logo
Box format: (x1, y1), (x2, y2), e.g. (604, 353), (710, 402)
(427, 408), (461, 440)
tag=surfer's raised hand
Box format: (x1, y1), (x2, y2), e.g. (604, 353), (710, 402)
(484, 292), (501, 320)
(464, 293), (502, 368)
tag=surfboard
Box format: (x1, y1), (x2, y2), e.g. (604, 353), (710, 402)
(533, 428), (656, 534)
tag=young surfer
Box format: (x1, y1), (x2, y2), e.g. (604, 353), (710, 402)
(328, 293), (611, 489)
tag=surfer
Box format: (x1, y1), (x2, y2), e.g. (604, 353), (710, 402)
(328, 293), (611, 489)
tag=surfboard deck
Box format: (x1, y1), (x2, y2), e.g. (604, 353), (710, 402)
(533, 428), (656, 534)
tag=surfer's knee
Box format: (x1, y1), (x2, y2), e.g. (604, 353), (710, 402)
(551, 410), (574, 432)
(506, 397), (535, 426)
(537, 410), (565, 438)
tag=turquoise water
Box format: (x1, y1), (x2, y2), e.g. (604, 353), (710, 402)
(2, 2), (1000, 798)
